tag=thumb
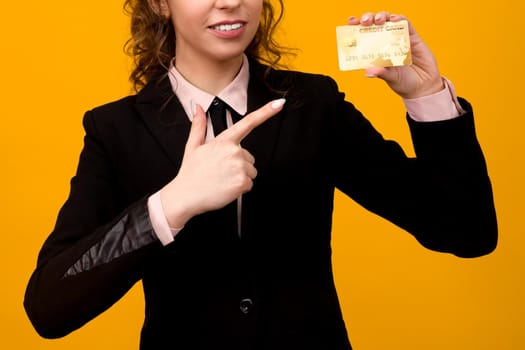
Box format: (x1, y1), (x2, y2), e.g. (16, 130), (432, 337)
(364, 66), (406, 93)
(365, 66), (392, 82)
(185, 103), (207, 152)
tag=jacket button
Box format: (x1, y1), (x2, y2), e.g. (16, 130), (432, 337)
(239, 298), (254, 314)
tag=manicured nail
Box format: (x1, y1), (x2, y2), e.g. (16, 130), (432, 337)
(348, 16), (357, 21)
(271, 98), (286, 109)
(361, 14), (371, 22)
(374, 14), (382, 21)
(190, 99), (196, 115)
(365, 73), (377, 78)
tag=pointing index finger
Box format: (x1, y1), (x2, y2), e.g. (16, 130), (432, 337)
(224, 98), (286, 143)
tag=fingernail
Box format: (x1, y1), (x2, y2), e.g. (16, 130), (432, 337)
(365, 73), (377, 78)
(348, 16), (356, 21)
(190, 99), (196, 115)
(361, 14), (371, 22)
(271, 98), (286, 109)
(374, 13), (382, 21)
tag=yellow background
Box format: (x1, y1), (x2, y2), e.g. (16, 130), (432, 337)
(1, 1), (523, 349)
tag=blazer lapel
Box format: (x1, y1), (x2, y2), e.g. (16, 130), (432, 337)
(134, 76), (191, 171)
(132, 64), (285, 177)
(241, 63), (285, 174)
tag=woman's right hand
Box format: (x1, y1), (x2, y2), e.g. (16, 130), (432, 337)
(159, 98), (286, 229)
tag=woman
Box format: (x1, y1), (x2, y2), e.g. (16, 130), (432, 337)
(24, 0), (497, 349)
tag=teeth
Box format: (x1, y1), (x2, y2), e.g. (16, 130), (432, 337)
(212, 23), (243, 31)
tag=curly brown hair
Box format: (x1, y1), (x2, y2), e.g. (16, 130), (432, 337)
(123, 0), (291, 92)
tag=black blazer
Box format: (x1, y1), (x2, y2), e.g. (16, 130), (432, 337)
(24, 60), (497, 350)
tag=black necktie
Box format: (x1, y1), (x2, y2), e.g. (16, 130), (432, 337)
(208, 97), (227, 136)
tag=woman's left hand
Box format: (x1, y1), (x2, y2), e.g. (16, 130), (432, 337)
(348, 11), (444, 99)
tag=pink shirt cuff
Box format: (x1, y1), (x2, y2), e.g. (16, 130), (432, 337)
(147, 191), (183, 246)
(403, 77), (465, 122)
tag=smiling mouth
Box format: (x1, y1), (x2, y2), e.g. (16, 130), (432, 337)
(210, 23), (244, 32)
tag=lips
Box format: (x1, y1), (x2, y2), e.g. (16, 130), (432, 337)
(210, 23), (244, 32)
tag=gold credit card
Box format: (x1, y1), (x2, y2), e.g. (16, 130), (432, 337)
(336, 20), (412, 71)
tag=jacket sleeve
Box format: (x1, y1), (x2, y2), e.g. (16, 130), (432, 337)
(328, 78), (497, 258)
(24, 110), (164, 339)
